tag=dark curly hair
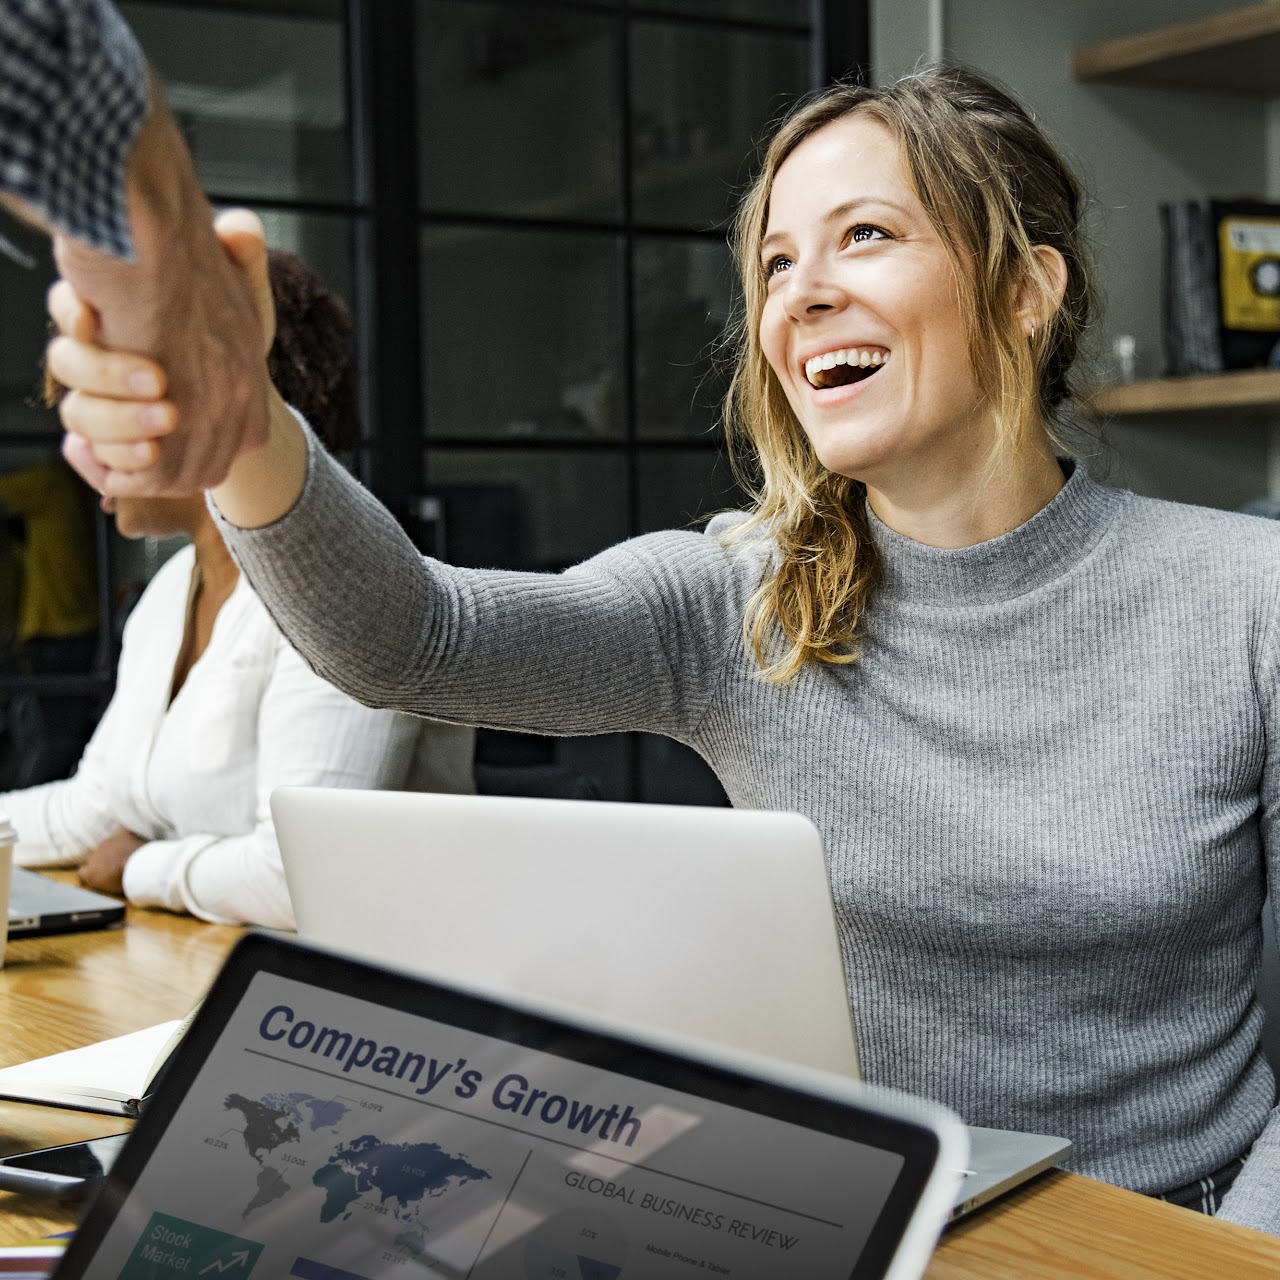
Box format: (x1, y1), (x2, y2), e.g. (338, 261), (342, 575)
(265, 249), (359, 454)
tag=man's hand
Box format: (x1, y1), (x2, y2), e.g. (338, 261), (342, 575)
(53, 73), (271, 497)
(79, 829), (147, 897)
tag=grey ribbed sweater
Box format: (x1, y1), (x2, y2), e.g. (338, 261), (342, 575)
(217, 433), (1280, 1235)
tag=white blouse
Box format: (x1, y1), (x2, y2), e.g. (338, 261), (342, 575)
(3, 546), (447, 928)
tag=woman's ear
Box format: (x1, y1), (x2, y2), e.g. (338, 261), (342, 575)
(1019, 245), (1068, 338)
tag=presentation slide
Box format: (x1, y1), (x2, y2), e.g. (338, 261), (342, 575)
(78, 973), (905, 1279)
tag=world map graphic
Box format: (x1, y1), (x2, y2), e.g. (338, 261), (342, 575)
(222, 1091), (492, 1259)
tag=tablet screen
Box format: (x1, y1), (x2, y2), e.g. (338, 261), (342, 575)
(57, 939), (938, 1280)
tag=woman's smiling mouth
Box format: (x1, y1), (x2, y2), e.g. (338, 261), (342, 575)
(803, 346), (891, 389)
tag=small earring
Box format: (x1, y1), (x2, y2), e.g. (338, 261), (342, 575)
(1029, 326), (1037, 342)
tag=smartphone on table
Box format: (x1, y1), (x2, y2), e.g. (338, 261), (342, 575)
(0, 1134), (128, 1200)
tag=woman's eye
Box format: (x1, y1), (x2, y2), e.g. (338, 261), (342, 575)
(848, 224), (889, 245)
(765, 255), (793, 278)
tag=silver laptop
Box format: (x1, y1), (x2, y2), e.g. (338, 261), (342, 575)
(273, 787), (1070, 1220)
(8, 866), (126, 938)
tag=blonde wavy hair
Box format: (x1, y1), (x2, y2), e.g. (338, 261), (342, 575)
(724, 65), (1094, 682)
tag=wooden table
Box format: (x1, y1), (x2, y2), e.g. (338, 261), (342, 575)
(1, 897), (1279, 1278)
(0, 891), (242, 1242)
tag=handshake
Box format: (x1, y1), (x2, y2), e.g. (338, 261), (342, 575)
(38, 89), (303, 528)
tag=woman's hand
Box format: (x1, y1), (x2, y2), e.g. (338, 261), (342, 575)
(78, 829), (147, 897)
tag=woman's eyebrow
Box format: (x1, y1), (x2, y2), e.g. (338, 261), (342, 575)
(760, 195), (916, 258)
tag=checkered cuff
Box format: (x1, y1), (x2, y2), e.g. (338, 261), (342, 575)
(0, 0), (150, 259)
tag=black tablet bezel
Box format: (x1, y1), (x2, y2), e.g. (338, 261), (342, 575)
(55, 933), (941, 1280)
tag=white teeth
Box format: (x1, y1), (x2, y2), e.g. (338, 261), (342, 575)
(803, 348), (890, 384)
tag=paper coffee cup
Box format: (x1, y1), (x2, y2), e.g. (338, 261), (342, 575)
(0, 811), (14, 968)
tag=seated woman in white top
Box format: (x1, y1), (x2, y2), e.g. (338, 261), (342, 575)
(3, 251), (472, 928)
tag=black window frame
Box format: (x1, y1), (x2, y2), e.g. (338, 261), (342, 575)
(0, 0), (868, 799)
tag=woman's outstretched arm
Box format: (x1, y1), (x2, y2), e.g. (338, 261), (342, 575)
(48, 232), (748, 742)
(206, 407), (746, 739)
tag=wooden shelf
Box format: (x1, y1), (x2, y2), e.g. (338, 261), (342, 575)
(1072, 2), (1280, 95)
(1080, 367), (1280, 416)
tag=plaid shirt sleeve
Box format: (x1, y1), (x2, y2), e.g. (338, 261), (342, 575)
(0, 0), (149, 258)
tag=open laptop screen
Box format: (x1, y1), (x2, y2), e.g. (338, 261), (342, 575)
(55, 936), (955, 1280)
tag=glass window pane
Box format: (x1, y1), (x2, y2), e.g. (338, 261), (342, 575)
(111, 530), (188, 611)
(475, 728), (630, 802)
(630, 22), (808, 229)
(635, 235), (737, 439)
(241, 208), (356, 318)
(120, 1), (351, 201)
(0, 689), (104, 789)
(0, 227), (107, 784)
(636, 448), (749, 534)
(641, 0), (809, 24)
(639, 734), (729, 806)
(0, 222), (57, 441)
(0, 450), (98, 662)
(556, 733), (630, 802)
(418, 1), (621, 221)
(0, 443), (104, 786)
(422, 226), (622, 440)
(0, 502), (31, 657)
(422, 449), (627, 571)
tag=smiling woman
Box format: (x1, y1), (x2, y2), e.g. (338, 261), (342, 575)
(34, 43), (1280, 1241)
(724, 70), (1090, 681)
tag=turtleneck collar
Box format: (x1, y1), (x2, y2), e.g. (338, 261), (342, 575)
(866, 459), (1127, 608)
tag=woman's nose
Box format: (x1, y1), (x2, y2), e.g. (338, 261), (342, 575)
(782, 258), (845, 322)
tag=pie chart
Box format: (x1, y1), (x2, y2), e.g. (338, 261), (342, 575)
(523, 1207), (627, 1280)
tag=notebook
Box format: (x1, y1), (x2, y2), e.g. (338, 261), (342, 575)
(273, 788), (1071, 1221)
(0, 1012), (197, 1117)
(53, 932), (966, 1280)
(8, 868), (125, 939)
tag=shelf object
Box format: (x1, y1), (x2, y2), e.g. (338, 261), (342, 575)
(1080, 368), (1280, 416)
(1071, 2), (1280, 96)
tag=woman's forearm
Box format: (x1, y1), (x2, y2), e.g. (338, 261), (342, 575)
(210, 387), (309, 530)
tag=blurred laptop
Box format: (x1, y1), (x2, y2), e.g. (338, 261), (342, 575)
(8, 866), (125, 938)
(273, 787), (1070, 1220)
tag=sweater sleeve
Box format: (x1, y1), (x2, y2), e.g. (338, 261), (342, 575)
(1217, 570), (1280, 1235)
(212, 421), (755, 743)
(121, 633), (422, 929)
(0, 0), (149, 257)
